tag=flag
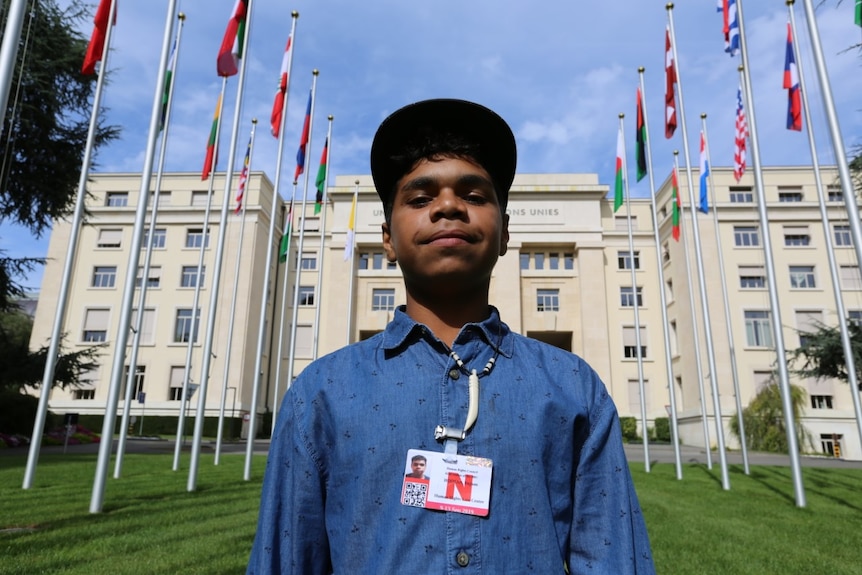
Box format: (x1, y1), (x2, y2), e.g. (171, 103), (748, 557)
(665, 27), (677, 139)
(635, 87), (647, 182)
(614, 127), (624, 212)
(81, 0), (116, 75)
(671, 167), (681, 241)
(314, 138), (328, 215)
(201, 94), (222, 181)
(783, 23), (802, 132)
(699, 131), (710, 214)
(294, 91), (312, 181)
(270, 35), (293, 138)
(159, 36), (178, 132)
(856, 0), (862, 26)
(344, 192), (357, 262)
(235, 135), (252, 214)
(717, 0), (740, 57)
(279, 201), (293, 263)
(217, 0), (248, 77)
(733, 87), (748, 182)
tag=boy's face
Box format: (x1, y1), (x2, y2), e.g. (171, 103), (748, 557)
(381, 156), (509, 293)
(411, 458), (426, 475)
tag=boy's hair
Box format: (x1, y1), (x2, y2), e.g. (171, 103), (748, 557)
(411, 454), (427, 463)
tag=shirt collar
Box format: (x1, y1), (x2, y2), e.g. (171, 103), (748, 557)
(382, 306), (513, 359)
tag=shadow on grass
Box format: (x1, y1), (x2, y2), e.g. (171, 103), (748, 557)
(692, 462), (724, 489)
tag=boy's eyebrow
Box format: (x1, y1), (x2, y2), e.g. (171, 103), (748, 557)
(398, 173), (495, 193)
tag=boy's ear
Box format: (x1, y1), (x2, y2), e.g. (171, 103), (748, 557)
(381, 222), (397, 262)
(499, 213), (510, 256)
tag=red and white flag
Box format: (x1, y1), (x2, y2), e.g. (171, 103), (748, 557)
(664, 26), (677, 139)
(81, 0), (116, 75)
(733, 87), (748, 182)
(270, 35), (293, 138)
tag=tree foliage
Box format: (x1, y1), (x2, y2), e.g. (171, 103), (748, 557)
(730, 380), (812, 454)
(786, 319), (862, 387)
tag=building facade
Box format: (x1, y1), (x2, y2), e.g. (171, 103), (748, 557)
(30, 167), (862, 459)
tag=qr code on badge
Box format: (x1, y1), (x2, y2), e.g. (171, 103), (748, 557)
(402, 481), (428, 507)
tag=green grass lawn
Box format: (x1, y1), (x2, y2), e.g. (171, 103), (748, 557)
(1, 453), (861, 574)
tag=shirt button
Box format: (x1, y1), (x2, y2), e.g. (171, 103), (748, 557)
(449, 369), (460, 380)
(456, 551), (470, 567)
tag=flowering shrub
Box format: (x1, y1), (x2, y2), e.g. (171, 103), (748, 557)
(0, 426), (100, 448)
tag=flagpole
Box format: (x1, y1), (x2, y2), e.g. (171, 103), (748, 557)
(619, 115), (650, 473)
(173, 81), (227, 472)
(667, 3), (730, 490)
(188, 0), (257, 492)
(313, 116), (334, 360)
(674, 151), (713, 471)
(800, 0), (862, 275)
(285, 70), (320, 394)
(638, 68), (682, 479)
(737, 0), (805, 506)
(22, 0), (118, 490)
(90, 0), (178, 513)
(115, 12), (186, 478)
(789, 0), (862, 450)
(245, 11), (298, 480)
(345, 180), (360, 345)
(0, 0), (26, 122)
(271, 185), (297, 434)
(701, 113), (750, 475)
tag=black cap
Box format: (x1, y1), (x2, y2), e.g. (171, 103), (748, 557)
(370, 99), (517, 210)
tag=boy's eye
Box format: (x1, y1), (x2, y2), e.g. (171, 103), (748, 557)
(465, 193), (488, 205)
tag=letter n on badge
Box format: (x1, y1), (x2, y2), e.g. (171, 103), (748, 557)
(401, 449), (493, 517)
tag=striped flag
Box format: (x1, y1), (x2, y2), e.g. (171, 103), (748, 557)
(344, 190), (358, 262)
(159, 36), (178, 132)
(733, 87), (748, 182)
(270, 35), (293, 138)
(294, 91), (312, 182)
(635, 87), (647, 182)
(217, 0), (248, 77)
(201, 94), (222, 180)
(783, 23), (802, 132)
(235, 135), (252, 214)
(314, 138), (328, 215)
(665, 27), (677, 139)
(614, 126), (625, 212)
(81, 0), (116, 75)
(671, 167), (681, 241)
(699, 131), (710, 214)
(717, 0), (740, 57)
(279, 200), (293, 263)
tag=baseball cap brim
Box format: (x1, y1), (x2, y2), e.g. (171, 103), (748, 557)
(370, 99), (517, 209)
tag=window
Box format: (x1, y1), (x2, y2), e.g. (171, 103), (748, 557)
(614, 216), (637, 231)
(669, 320), (678, 356)
(372, 288), (396, 311)
(302, 217), (320, 232)
(620, 286), (643, 307)
(537, 289), (560, 312)
(149, 191), (170, 207)
(359, 253), (369, 270)
(789, 265), (816, 289)
(534, 253), (545, 270)
(733, 226), (760, 247)
(519, 253), (530, 270)
(820, 433), (842, 456)
(123, 365), (146, 400)
(548, 253), (559, 270)
(840, 265), (862, 290)
(135, 266), (161, 289)
(142, 228), (166, 249)
(106, 192), (128, 207)
(617, 251), (640, 270)
(174, 308), (200, 343)
(169, 366), (186, 400)
(73, 389), (96, 400)
(82, 308), (110, 342)
(810, 395), (834, 409)
(180, 265), (205, 288)
(627, 379), (650, 414)
(91, 266), (117, 288)
(185, 228), (210, 249)
(833, 224), (852, 247)
(739, 265), (765, 289)
(753, 370), (773, 393)
(128, 308), (155, 345)
(192, 191), (211, 206)
(796, 310), (823, 347)
(744, 310), (773, 348)
(622, 326), (647, 359)
(784, 226), (811, 247)
(299, 252), (317, 270)
(96, 228), (122, 248)
(563, 253), (574, 270)
(74, 369), (98, 400)
(298, 286), (315, 306)
(849, 310), (862, 326)
(827, 186), (843, 202)
(359, 251), (396, 271)
(729, 186), (754, 203)
(294, 325), (313, 357)
(665, 279), (674, 302)
(662, 242), (670, 264)
(777, 188), (803, 202)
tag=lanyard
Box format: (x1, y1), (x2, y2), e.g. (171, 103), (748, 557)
(434, 350), (497, 454)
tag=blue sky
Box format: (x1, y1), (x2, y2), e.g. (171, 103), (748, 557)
(2, 0), (861, 292)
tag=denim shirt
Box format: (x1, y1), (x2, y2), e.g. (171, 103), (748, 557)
(248, 307), (655, 574)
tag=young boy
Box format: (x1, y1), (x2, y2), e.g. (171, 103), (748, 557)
(247, 99), (655, 574)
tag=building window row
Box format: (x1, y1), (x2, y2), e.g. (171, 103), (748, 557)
(519, 251), (574, 271)
(90, 265), (205, 290)
(95, 227), (210, 250)
(725, 185), (844, 203)
(358, 251), (397, 271)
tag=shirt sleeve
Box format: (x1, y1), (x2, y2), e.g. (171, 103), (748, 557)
(247, 387), (332, 575)
(567, 381), (656, 574)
